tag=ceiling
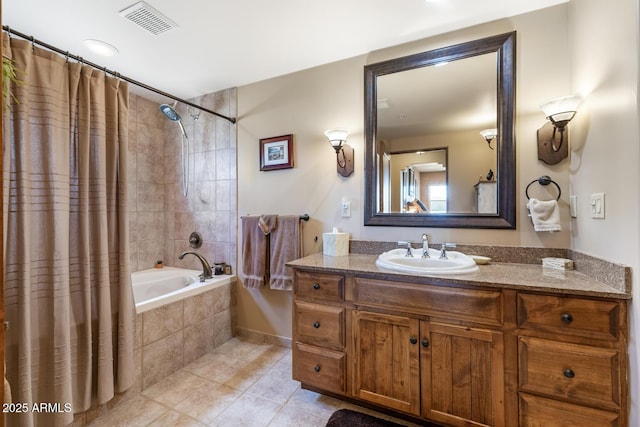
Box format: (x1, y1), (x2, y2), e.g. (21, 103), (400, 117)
(3, 0), (567, 103)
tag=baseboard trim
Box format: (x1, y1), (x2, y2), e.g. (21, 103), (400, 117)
(236, 327), (292, 348)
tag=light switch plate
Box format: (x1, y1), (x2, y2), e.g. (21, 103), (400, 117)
(591, 193), (605, 219)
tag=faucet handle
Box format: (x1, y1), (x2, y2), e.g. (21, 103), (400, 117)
(439, 243), (456, 260)
(397, 241), (413, 257)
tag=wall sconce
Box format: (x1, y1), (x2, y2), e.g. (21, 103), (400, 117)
(325, 128), (354, 177)
(537, 95), (582, 165)
(480, 128), (498, 150)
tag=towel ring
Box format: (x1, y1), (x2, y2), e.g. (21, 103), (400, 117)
(525, 175), (561, 201)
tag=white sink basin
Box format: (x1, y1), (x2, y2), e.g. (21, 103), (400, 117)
(376, 248), (479, 275)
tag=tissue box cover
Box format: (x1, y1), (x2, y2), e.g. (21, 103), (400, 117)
(323, 232), (349, 256)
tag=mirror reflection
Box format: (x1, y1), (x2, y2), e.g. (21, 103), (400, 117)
(377, 54), (498, 214)
(364, 32), (516, 228)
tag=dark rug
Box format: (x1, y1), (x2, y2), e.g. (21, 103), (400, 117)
(326, 409), (445, 427)
(326, 409), (408, 427)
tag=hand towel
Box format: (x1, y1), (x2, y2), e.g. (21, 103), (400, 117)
(527, 198), (561, 232)
(241, 216), (268, 288)
(269, 215), (302, 290)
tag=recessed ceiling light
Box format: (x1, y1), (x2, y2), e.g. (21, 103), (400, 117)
(83, 39), (119, 57)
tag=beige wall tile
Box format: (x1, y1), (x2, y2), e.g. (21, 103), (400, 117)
(143, 301), (184, 345)
(142, 331), (184, 389)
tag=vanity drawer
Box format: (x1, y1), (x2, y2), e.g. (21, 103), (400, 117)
(354, 277), (503, 326)
(295, 271), (344, 302)
(517, 293), (620, 340)
(295, 301), (345, 350)
(518, 336), (620, 409)
(519, 393), (620, 427)
(293, 342), (346, 394)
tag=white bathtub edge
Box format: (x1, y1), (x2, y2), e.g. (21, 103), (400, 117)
(133, 269), (236, 314)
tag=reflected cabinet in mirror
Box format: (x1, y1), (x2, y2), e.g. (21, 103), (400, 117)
(364, 32), (516, 228)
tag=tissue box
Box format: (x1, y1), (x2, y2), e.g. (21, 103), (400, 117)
(323, 232), (349, 256)
(542, 257), (574, 270)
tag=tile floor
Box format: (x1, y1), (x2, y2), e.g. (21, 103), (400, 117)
(89, 337), (420, 427)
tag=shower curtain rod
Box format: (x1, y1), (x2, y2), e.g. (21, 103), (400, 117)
(2, 26), (237, 124)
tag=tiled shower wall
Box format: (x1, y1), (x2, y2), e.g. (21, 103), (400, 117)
(128, 89), (237, 273)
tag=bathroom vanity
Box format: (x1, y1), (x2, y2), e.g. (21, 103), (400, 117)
(289, 252), (630, 427)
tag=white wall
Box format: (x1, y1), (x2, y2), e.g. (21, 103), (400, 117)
(568, 0), (639, 424)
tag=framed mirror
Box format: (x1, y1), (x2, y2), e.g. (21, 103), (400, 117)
(364, 32), (516, 228)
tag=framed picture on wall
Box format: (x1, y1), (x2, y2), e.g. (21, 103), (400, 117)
(259, 134), (294, 171)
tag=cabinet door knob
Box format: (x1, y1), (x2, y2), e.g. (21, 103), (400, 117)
(421, 339), (430, 348)
(561, 313), (573, 323)
(563, 368), (575, 378)
(313, 283), (320, 290)
(409, 337), (418, 345)
(313, 321), (320, 328)
(314, 365), (321, 373)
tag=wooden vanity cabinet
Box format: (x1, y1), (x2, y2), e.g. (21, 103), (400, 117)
(292, 271), (349, 395)
(291, 267), (629, 427)
(352, 277), (505, 427)
(516, 293), (628, 427)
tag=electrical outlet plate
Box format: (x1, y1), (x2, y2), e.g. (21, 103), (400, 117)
(591, 193), (605, 219)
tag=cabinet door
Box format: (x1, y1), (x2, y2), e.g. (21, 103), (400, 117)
(421, 321), (505, 427)
(353, 310), (420, 415)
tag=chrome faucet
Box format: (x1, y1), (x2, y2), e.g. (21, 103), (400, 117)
(178, 251), (213, 282)
(421, 233), (431, 258)
(398, 241), (413, 257)
(439, 243), (457, 260)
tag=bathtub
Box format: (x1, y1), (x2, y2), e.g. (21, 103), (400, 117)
(132, 266), (235, 313)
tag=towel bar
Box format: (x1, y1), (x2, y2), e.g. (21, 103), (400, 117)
(525, 175), (561, 201)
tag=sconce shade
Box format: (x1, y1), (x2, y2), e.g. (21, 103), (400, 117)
(325, 128), (350, 149)
(539, 95), (582, 126)
(480, 128), (497, 140)
(480, 128), (498, 150)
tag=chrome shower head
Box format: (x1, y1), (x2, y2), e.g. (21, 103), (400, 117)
(159, 103), (181, 122)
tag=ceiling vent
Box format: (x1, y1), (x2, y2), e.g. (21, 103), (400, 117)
(119, 1), (178, 35)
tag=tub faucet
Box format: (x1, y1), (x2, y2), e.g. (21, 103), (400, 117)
(178, 251), (213, 282)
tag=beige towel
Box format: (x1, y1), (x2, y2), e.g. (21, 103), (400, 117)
(258, 215), (278, 235)
(241, 216), (268, 288)
(527, 198), (561, 232)
(269, 215), (302, 290)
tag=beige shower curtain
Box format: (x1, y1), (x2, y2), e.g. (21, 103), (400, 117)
(2, 35), (134, 426)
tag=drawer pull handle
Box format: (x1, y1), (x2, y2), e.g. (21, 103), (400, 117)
(313, 322), (320, 329)
(409, 337), (418, 345)
(314, 365), (321, 373)
(563, 368), (575, 379)
(313, 283), (320, 290)
(561, 313), (573, 323)
(421, 339), (430, 348)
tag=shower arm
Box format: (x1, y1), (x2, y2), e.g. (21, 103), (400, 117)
(2, 26), (237, 124)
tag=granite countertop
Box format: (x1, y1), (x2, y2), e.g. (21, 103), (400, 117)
(288, 253), (631, 300)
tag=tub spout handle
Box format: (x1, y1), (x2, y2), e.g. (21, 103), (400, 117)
(178, 251), (213, 281)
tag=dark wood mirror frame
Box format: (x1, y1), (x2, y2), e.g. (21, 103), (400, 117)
(364, 32), (516, 228)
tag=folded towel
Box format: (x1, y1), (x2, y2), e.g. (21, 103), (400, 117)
(269, 215), (302, 291)
(527, 198), (561, 232)
(241, 216), (268, 288)
(258, 214), (278, 235)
